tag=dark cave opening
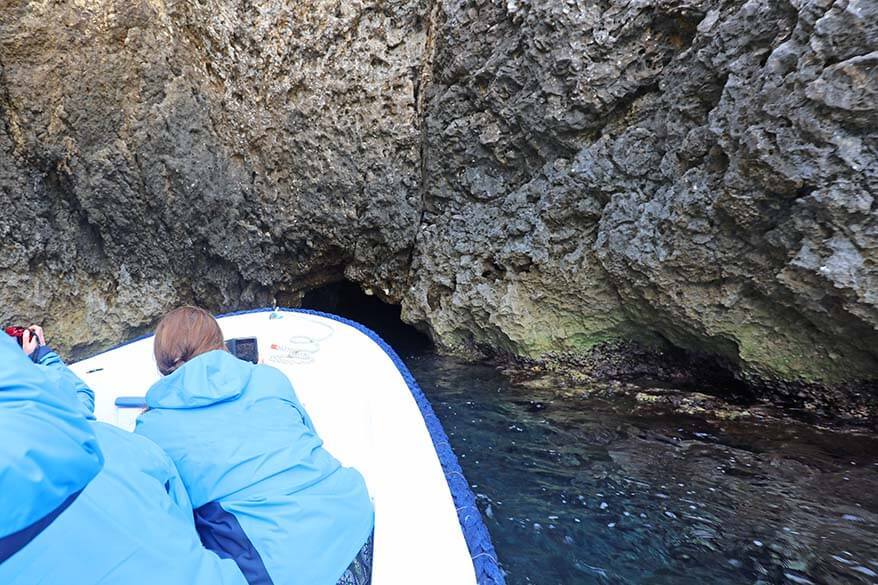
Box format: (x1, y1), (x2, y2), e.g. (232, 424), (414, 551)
(647, 344), (757, 405)
(299, 282), (767, 409)
(300, 280), (433, 357)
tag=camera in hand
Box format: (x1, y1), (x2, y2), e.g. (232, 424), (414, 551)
(226, 337), (259, 364)
(5, 326), (30, 346)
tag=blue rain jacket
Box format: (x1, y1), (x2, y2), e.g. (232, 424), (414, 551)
(136, 350), (374, 585)
(0, 334), (103, 560)
(0, 420), (248, 584)
(32, 345), (96, 416)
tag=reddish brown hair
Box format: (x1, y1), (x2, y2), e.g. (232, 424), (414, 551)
(154, 306), (226, 375)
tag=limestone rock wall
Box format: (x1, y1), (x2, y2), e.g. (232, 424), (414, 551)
(0, 0), (424, 351)
(406, 0), (878, 385)
(1, 0), (875, 388)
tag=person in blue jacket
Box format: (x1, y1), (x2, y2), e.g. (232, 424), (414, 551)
(135, 306), (375, 585)
(0, 327), (248, 585)
(0, 332), (103, 565)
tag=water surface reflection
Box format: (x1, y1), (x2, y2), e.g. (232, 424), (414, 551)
(406, 355), (878, 585)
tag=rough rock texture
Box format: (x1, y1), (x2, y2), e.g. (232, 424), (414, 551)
(405, 0), (878, 389)
(1, 0), (876, 397)
(0, 0), (424, 353)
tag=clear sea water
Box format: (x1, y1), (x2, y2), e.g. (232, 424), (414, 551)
(405, 354), (878, 585)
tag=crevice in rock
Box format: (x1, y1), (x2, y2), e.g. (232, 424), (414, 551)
(650, 5), (705, 52)
(43, 166), (110, 273)
(703, 72), (730, 114)
(584, 337), (756, 404)
(301, 279), (433, 356)
(0, 56), (26, 156)
(406, 0), (443, 286)
(596, 80), (661, 141)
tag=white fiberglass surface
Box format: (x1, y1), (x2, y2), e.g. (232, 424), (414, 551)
(69, 311), (476, 585)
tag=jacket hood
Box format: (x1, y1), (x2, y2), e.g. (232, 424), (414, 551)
(0, 333), (104, 539)
(146, 350), (251, 409)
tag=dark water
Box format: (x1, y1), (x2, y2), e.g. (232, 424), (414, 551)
(405, 354), (878, 585)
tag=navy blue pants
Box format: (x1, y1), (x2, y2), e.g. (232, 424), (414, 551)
(337, 532), (373, 585)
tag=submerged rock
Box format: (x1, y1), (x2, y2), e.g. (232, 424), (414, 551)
(0, 0), (875, 408)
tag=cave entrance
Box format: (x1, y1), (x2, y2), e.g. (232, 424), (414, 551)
(300, 281), (432, 357)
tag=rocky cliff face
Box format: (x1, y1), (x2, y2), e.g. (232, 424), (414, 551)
(1, 1), (875, 400)
(1, 0), (425, 352)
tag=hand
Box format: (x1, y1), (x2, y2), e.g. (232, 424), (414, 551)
(22, 325), (46, 355)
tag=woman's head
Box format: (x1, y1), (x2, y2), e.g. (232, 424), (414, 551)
(154, 306), (226, 375)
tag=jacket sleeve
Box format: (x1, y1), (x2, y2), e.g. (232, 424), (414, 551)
(34, 348), (96, 417)
(152, 441), (193, 516)
(0, 335), (103, 541)
(94, 422), (193, 517)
